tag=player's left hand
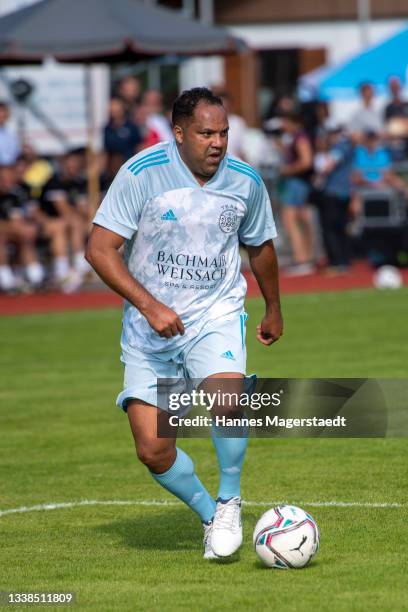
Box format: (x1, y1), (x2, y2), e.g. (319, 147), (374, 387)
(256, 306), (283, 346)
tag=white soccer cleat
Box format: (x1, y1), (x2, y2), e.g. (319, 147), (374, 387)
(210, 497), (243, 557)
(203, 521), (219, 559)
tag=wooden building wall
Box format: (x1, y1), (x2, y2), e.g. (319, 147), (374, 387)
(214, 0), (408, 24)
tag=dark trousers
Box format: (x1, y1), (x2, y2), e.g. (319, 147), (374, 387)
(320, 194), (350, 267)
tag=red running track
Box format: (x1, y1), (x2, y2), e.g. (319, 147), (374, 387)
(1, 262), (407, 316)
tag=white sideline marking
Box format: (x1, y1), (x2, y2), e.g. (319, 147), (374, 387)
(0, 499), (405, 518)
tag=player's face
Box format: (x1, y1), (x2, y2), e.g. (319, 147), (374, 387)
(174, 102), (229, 184)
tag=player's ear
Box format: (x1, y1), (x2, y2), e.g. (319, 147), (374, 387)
(173, 124), (184, 145)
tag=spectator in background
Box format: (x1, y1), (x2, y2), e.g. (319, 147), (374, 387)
(20, 144), (53, 199)
(115, 75), (141, 117)
(298, 99), (329, 143)
(384, 129), (408, 163)
(131, 103), (161, 151)
(267, 94), (298, 122)
(39, 150), (90, 291)
(383, 77), (408, 162)
(0, 164), (44, 292)
(0, 102), (20, 166)
(349, 83), (383, 135)
(384, 76), (408, 121)
(315, 125), (354, 272)
(350, 130), (408, 216)
(104, 97), (142, 176)
(314, 101), (330, 140)
(142, 89), (173, 142)
(353, 131), (398, 187)
(279, 110), (315, 274)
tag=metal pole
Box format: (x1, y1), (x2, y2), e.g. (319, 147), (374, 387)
(357, 0), (371, 48)
(147, 63), (161, 91)
(199, 0), (214, 25)
(182, 0), (195, 19)
(84, 65), (100, 219)
(16, 103), (25, 145)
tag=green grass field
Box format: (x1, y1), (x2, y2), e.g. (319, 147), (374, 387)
(1, 288), (407, 611)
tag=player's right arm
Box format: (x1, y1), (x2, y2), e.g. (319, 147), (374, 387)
(86, 225), (184, 338)
(86, 163), (184, 339)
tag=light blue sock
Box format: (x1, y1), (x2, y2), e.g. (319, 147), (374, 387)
(150, 447), (216, 523)
(211, 423), (249, 501)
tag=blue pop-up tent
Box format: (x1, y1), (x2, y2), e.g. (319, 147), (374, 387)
(299, 24), (408, 100)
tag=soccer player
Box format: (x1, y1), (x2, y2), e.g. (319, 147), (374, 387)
(86, 88), (283, 559)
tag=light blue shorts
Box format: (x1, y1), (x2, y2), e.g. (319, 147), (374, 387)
(281, 177), (310, 207)
(117, 313), (248, 412)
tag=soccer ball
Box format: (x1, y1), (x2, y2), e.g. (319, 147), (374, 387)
(253, 505), (320, 569)
(373, 266), (402, 290)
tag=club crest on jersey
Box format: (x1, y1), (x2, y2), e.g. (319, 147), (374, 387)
(218, 208), (238, 234)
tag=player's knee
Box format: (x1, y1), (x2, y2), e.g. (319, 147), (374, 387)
(136, 443), (174, 472)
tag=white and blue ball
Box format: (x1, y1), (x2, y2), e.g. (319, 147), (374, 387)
(373, 265), (402, 290)
(253, 505), (320, 569)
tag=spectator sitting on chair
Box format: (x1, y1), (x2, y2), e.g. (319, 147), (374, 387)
(38, 150), (91, 292)
(0, 164), (44, 292)
(14, 155), (69, 289)
(20, 144), (53, 199)
(350, 130), (408, 216)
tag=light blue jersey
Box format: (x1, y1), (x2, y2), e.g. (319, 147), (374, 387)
(94, 139), (277, 354)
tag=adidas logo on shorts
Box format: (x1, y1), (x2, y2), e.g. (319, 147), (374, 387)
(161, 209), (177, 221)
(220, 350), (236, 360)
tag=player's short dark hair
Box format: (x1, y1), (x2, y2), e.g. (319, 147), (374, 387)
(172, 87), (223, 126)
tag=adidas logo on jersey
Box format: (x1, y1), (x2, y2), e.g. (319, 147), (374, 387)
(161, 209), (177, 221)
(220, 350), (236, 360)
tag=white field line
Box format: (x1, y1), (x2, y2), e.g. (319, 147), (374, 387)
(0, 499), (406, 518)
